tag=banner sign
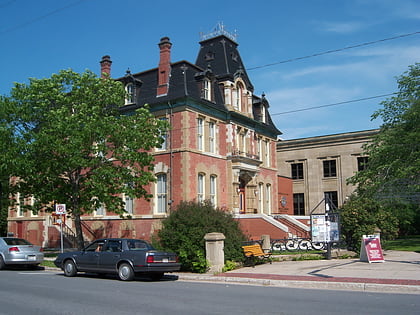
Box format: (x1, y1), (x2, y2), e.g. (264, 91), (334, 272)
(360, 235), (384, 263)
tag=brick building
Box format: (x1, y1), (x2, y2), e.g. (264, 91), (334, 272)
(8, 26), (301, 247)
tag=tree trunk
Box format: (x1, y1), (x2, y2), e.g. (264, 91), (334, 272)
(73, 212), (85, 250)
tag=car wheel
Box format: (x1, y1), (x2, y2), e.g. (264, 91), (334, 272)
(0, 256), (5, 270)
(63, 260), (77, 277)
(118, 263), (134, 281)
(150, 272), (164, 281)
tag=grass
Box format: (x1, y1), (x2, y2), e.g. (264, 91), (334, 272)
(41, 260), (57, 268)
(383, 235), (420, 252)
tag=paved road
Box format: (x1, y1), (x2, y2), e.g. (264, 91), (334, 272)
(1, 269), (420, 314)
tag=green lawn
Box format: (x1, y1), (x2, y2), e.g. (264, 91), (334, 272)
(383, 236), (420, 252)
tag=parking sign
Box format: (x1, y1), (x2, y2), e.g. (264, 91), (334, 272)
(56, 204), (66, 215)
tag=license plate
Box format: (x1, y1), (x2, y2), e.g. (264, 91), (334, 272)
(27, 255), (36, 261)
(162, 258), (169, 263)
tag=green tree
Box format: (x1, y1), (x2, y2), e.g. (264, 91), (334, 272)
(348, 63), (420, 235)
(158, 201), (247, 273)
(2, 69), (168, 248)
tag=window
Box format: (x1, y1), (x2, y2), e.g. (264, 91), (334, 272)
(125, 83), (134, 104)
(156, 174), (167, 214)
(197, 173), (205, 203)
(293, 193), (305, 215)
(157, 117), (168, 151)
(265, 184), (271, 214)
(95, 204), (105, 216)
(260, 105), (266, 123)
(16, 193), (24, 217)
(210, 175), (217, 206)
(257, 137), (262, 160)
(323, 160), (337, 177)
(234, 82), (244, 111)
(357, 156), (369, 171)
(291, 163), (304, 180)
(258, 183), (264, 212)
(324, 191), (338, 210)
(265, 140), (271, 167)
(124, 195), (134, 214)
(203, 79), (211, 101)
(197, 118), (204, 151)
(208, 121), (215, 153)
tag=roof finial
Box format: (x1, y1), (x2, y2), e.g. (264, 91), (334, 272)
(199, 22), (238, 42)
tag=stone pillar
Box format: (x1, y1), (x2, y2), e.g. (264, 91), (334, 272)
(204, 232), (225, 273)
(261, 234), (271, 253)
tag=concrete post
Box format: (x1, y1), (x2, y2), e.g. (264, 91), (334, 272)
(204, 232), (226, 273)
(261, 234), (271, 253)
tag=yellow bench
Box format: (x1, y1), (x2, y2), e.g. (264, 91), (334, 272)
(242, 244), (272, 267)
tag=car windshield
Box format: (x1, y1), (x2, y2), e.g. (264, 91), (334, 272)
(3, 238), (32, 246)
(127, 240), (153, 251)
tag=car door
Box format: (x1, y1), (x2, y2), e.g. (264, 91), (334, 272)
(97, 240), (122, 272)
(76, 241), (103, 271)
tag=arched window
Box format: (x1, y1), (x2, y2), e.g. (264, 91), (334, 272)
(234, 82), (244, 110)
(125, 83), (134, 105)
(210, 175), (217, 206)
(197, 173), (205, 203)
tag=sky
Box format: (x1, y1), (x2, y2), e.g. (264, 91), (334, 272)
(1, 0), (419, 139)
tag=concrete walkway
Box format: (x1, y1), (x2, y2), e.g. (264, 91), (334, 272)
(175, 250), (420, 294)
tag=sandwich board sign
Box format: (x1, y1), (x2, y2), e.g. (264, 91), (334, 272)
(360, 235), (384, 263)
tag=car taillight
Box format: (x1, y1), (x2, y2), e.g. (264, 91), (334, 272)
(9, 247), (19, 252)
(146, 255), (154, 263)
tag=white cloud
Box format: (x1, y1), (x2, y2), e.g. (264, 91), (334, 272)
(320, 21), (366, 34)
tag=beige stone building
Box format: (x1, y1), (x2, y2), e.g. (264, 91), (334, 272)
(276, 129), (378, 216)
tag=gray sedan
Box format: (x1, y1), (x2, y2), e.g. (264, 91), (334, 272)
(0, 237), (44, 269)
(54, 238), (181, 281)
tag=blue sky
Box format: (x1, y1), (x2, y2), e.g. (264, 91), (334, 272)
(1, 0), (419, 139)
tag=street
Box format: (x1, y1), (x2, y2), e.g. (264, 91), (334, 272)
(0, 269), (419, 315)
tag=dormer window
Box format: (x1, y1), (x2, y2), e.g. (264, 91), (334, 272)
(125, 83), (134, 105)
(261, 104), (266, 123)
(234, 82), (244, 111)
(203, 78), (211, 101)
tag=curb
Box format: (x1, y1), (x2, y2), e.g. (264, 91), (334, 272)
(175, 274), (420, 294)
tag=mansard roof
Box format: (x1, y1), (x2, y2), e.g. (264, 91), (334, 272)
(116, 34), (281, 138)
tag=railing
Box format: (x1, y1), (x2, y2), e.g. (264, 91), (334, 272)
(230, 150), (260, 160)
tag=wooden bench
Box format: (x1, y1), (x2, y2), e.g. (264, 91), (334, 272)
(242, 244), (272, 267)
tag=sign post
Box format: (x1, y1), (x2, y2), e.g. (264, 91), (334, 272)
(55, 204), (66, 253)
(360, 235), (384, 263)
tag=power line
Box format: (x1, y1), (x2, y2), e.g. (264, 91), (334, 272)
(0, 0), (87, 35)
(247, 31), (420, 71)
(271, 93), (397, 116)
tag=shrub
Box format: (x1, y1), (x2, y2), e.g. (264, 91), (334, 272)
(340, 195), (399, 253)
(158, 201), (247, 273)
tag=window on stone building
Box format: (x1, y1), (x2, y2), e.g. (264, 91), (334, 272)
(197, 173), (205, 203)
(291, 163), (304, 180)
(156, 174), (167, 214)
(357, 156), (369, 171)
(323, 160), (337, 177)
(324, 191), (338, 210)
(293, 193), (305, 215)
(197, 118), (204, 151)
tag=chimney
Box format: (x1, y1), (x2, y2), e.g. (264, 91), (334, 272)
(100, 55), (112, 78)
(157, 37), (172, 96)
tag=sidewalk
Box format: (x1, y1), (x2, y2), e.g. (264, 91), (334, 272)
(175, 250), (420, 294)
